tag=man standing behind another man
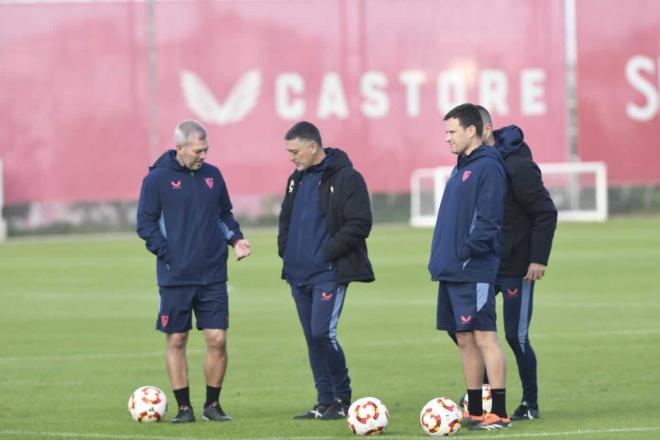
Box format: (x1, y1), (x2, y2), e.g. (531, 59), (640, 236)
(477, 105), (557, 420)
(429, 103), (510, 430)
(278, 121), (374, 420)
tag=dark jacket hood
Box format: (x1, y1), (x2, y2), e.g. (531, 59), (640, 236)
(320, 147), (352, 173)
(493, 125), (533, 160)
(150, 149), (187, 172)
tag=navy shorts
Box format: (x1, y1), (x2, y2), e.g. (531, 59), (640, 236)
(436, 281), (497, 332)
(156, 282), (229, 333)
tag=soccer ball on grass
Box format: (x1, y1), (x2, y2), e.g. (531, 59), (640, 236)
(420, 397), (462, 436)
(346, 396), (389, 436)
(128, 386), (167, 422)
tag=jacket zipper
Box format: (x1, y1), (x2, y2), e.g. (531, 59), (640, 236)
(191, 171), (206, 284)
(295, 175), (304, 272)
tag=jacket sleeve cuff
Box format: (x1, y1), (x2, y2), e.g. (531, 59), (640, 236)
(230, 233), (244, 247)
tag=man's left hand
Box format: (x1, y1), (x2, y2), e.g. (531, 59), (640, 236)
(234, 239), (251, 261)
(524, 262), (546, 282)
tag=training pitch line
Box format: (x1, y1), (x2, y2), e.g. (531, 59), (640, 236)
(2, 427), (660, 440)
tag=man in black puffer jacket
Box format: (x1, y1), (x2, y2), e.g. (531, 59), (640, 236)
(478, 106), (557, 421)
(278, 121), (374, 421)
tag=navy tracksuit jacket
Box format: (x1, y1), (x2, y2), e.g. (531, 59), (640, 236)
(136, 150), (243, 287)
(428, 145), (506, 284)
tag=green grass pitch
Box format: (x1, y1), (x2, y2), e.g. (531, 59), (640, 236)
(1, 217), (659, 439)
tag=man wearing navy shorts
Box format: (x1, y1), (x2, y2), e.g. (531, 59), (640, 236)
(137, 120), (251, 423)
(278, 121), (374, 420)
(428, 104), (509, 430)
(477, 106), (557, 420)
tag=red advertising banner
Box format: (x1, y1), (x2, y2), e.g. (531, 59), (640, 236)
(576, 0), (660, 185)
(0, 0), (567, 206)
(0, 3), (151, 204)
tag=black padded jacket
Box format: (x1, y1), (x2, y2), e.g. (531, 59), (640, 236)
(493, 126), (558, 277)
(278, 148), (375, 285)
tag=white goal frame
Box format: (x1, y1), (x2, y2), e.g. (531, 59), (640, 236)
(410, 161), (608, 227)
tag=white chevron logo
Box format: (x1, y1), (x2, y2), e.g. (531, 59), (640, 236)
(180, 69), (262, 126)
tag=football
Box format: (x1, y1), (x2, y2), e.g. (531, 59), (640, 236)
(420, 397), (462, 436)
(461, 384), (492, 414)
(346, 397), (389, 436)
(128, 386), (168, 422)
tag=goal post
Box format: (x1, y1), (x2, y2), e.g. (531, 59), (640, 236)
(410, 166), (453, 227)
(410, 161), (608, 227)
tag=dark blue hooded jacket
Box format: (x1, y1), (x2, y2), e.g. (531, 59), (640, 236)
(137, 150), (243, 287)
(428, 145), (506, 283)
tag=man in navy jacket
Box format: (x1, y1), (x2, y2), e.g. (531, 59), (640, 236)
(278, 121), (374, 420)
(429, 104), (510, 430)
(478, 106), (557, 420)
(137, 120), (251, 423)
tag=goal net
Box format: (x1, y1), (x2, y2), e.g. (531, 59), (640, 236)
(410, 161), (607, 227)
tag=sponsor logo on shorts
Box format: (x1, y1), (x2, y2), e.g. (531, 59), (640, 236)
(170, 180), (182, 190)
(320, 291), (333, 301)
(462, 170), (472, 182)
(506, 288), (519, 298)
(160, 315), (169, 327)
(460, 315), (473, 324)
(205, 177), (214, 189)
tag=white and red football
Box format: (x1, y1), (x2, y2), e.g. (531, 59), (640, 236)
(128, 386), (167, 422)
(420, 397), (462, 436)
(347, 396), (389, 436)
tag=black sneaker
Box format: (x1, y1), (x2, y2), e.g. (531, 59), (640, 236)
(171, 405), (196, 423)
(320, 399), (350, 420)
(293, 403), (329, 419)
(202, 401), (232, 422)
(510, 401), (540, 420)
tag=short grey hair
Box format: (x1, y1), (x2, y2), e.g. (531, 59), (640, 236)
(174, 120), (207, 145)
